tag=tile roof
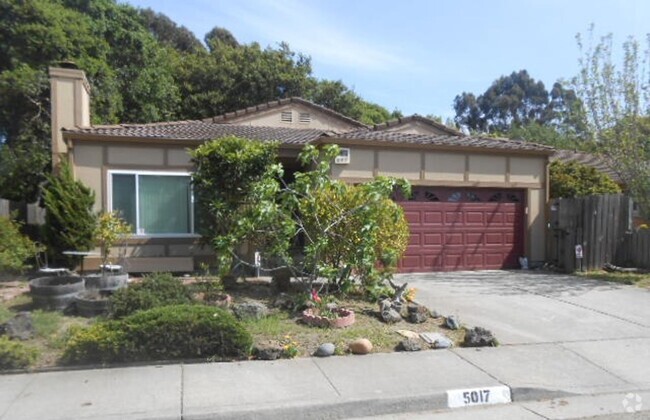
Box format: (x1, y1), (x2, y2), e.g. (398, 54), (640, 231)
(550, 149), (621, 182)
(204, 97), (368, 129)
(64, 121), (330, 145)
(371, 114), (464, 136)
(337, 129), (555, 153)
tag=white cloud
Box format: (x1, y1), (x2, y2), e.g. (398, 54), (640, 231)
(208, 0), (414, 73)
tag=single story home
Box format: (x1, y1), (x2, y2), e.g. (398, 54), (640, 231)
(50, 66), (554, 273)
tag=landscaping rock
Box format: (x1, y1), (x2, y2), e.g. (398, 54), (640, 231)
(233, 302), (269, 320)
(445, 315), (461, 330)
(464, 327), (498, 347)
(396, 329), (420, 339)
(271, 293), (293, 309)
(255, 344), (283, 360)
(398, 338), (422, 352)
(314, 343), (336, 357)
(407, 304), (430, 324)
(0, 312), (34, 340)
(349, 338), (373, 354)
(433, 335), (453, 349)
(379, 298), (402, 323)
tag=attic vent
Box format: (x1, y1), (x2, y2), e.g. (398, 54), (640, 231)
(334, 148), (350, 164)
(299, 112), (311, 123)
(281, 111), (293, 123)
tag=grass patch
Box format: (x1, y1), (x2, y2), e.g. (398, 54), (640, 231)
(577, 270), (650, 288)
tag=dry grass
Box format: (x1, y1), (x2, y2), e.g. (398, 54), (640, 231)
(577, 270), (650, 289)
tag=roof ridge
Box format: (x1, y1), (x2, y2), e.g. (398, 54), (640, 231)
(371, 114), (464, 137)
(205, 97), (368, 128)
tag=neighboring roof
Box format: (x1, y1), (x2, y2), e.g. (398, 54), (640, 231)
(63, 121), (330, 145)
(336, 130), (555, 153)
(204, 97), (368, 129)
(550, 149), (622, 183)
(371, 114), (464, 136)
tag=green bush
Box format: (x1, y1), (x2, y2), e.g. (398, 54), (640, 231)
(123, 304), (252, 361)
(61, 323), (128, 364)
(62, 305), (252, 364)
(0, 215), (40, 273)
(0, 336), (39, 369)
(550, 160), (621, 199)
(109, 273), (194, 318)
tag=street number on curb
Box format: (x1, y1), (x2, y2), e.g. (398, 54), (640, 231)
(447, 385), (511, 408)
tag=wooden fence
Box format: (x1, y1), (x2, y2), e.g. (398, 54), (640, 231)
(616, 229), (650, 269)
(547, 194), (633, 272)
(0, 199), (8, 218)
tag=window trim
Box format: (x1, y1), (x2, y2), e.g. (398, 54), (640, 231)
(107, 169), (199, 238)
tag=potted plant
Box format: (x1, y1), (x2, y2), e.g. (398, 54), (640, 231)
(85, 212), (131, 292)
(301, 289), (355, 328)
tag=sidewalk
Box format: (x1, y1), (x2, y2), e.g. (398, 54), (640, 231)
(1, 340), (649, 420)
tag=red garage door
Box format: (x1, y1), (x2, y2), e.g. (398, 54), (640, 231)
(397, 188), (525, 272)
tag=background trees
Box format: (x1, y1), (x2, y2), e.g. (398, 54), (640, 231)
(0, 0), (398, 203)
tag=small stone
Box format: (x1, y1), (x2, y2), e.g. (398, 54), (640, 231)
(255, 344), (283, 360)
(314, 343), (336, 357)
(381, 308), (402, 323)
(433, 336), (453, 349)
(430, 310), (441, 318)
(233, 302), (269, 320)
(396, 329), (420, 339)
(445, 315), (461, 330)
(464, 327), (498, 347)
(407, 304), (430, 324)
(0, 312), (34, 340)
(398, 338), (422, 352)
(349, 338), (373, 355)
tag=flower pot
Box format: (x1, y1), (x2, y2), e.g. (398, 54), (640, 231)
(75, 291), (111, 317)
(301, 308), (355, 328)
(84, 273), (128, 292)
(29, 276), (85, 311)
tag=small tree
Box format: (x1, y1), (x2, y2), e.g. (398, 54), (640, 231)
(94, 212), (131, 273)
(550, 160), (621, 198)
(42, 162), (96, 267)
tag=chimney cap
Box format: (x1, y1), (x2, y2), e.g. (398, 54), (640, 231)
(57, 60), (79, 69)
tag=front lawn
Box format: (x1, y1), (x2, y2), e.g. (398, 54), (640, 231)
(0, 275), (467, 371)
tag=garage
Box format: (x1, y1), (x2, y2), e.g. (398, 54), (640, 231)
(397, 187), (525, 272)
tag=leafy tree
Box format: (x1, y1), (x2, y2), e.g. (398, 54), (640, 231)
(204, 26), (239, 50)
(454, 70), (585, 137)
(572, 27), (650, 216)
(139, 8), (203, 53)
(549, 160), (621, 199)
(192, 138), (411, 294)
(42, 162), (96, 267)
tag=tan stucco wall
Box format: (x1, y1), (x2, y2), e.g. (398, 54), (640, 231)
(224, 103), (358, 132)
(107, 146), (165, 166)
(377, 150), (420, 179)
(74, 143), (104, 212)
(528, 188), (546, 261)
(330, 147), (375, 179)
(168, 149), (192, 166)
(468, 155), (507, 183)
(424, 152), (465, 181)
(510, 156), (545, 183)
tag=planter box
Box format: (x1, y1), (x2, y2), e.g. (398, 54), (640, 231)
(302, 308), (355, 328)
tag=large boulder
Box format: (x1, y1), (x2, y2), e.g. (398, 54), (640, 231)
(407, 304), (430, 324)
(464, 327), (498, 347)
(349, 338), (373, 355)
(233, 302), (269, 321)
(398, 338), (422, 352)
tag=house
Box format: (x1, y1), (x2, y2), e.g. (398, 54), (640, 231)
(50, 66), (554, 273)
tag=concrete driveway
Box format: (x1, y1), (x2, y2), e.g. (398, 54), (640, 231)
(399, 270), (650, 345)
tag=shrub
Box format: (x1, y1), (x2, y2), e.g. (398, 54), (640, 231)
(550, 160), (621, 199)
(109, 273), (194, 318)
(61, 323), (128, 364)
(0, 215), (40, 273)
(62, 305), (252, 364)
(42, 161), (96, 268)
(122, 304), (252, 360)
(0, 336), (39, 369)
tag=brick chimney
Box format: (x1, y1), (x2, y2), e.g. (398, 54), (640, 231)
(49, 64), (91, 169)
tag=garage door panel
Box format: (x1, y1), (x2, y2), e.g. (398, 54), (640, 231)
(397, 187), (525, 272)
(423, 211), (443, 224)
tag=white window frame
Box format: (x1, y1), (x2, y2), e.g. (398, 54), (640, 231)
(107, 169), (199, 238)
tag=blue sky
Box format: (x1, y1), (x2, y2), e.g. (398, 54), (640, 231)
(125, 0), (650, 119)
